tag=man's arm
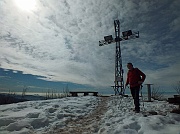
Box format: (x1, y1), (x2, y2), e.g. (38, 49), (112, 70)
(125, 73), (129, 87)
(138, 69), (146, 82)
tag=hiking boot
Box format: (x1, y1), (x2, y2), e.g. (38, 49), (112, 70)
(135, 110), (140, 113)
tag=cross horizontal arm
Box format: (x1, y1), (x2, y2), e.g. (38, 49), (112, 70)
(99, 31), (139, 46)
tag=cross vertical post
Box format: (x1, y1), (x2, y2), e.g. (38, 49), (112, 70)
(114, 20), (124, 95)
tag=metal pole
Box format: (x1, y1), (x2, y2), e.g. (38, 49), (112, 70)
(114, 20), (124, 95)
(145, 84), (153, 102)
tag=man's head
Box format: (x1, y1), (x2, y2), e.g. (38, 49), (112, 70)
(127, 62), (133, 70)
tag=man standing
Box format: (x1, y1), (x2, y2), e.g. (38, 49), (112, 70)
(125, 63), (146, 113)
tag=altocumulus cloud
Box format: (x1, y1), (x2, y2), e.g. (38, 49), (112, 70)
(0, 0), (180, 89)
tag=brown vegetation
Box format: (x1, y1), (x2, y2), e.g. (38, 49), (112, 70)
(0, 94), (28, 105)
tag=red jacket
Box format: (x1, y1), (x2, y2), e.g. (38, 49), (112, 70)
(126, 68), (146, 88)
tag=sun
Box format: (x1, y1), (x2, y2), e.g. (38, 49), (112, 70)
(15, 0), (37, 11)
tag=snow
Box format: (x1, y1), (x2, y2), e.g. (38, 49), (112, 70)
(99, 96), (180, 134)
(0, 95), (180, 134)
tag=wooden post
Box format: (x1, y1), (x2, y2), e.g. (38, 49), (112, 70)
(145, 84), (153, 102)
(72, 92), (78, 97)
(84, 92), (89, 96)
(93, 92), (98, 96)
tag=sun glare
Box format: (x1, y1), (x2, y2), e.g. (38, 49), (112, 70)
(15, 0), (36, 11)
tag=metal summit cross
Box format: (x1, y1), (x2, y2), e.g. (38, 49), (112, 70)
(99, 20), (139, 95)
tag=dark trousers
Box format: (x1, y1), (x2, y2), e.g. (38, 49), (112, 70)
(130, 86), (140, 111)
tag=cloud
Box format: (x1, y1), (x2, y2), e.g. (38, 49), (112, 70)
(144, 62), (180, 90)
(0, 0), (180, 89)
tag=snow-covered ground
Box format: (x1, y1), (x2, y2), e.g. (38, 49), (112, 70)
(99, 96), (180, 134)
(0, 96), (180, 134)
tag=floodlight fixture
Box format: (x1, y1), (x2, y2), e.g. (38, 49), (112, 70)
(122, 30), (132, 37)
(104, 35), (113, 44)
(135, 31), (139, 38)
(122, 30), (132, 40)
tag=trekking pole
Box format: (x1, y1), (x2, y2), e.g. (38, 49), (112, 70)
(140, 85), (145, 110)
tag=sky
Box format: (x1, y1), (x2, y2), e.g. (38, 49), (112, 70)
(0, 96), (180, 134)
(0, 0), (180, 94)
